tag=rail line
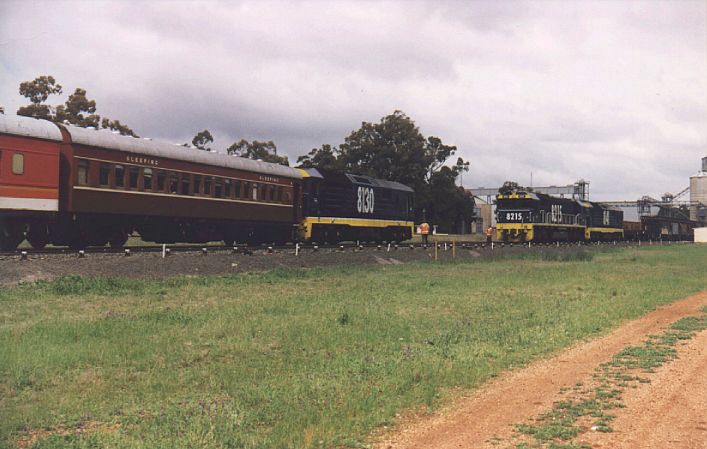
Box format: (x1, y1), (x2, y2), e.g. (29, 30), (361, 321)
(1, 239), (695, 259)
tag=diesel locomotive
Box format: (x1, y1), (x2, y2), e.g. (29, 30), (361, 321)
(495, 190), (624, 243)
(0, 114), (414, 250)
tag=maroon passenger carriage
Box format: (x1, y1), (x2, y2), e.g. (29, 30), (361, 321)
(58, 123), (302, 248)
(0, 114), (303, 249)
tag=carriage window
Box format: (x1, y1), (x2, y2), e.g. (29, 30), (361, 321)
(193, 175), (202, 195)
(204, 176), (213, 196)
(269, 185), (275, 201)
(77, 159), (89, 185)
(143, 168), (153, 190)
(181, 173), (190, 195)
(224, 179), (231, 198)
(214, 178), (223, 198)
(284, 191), (291, 202)
(235, 180), (242, 198)
(277, 186), (283, 202)
(128, 166), (139, 189)
(243, 182), (250, 200)
(99, 163), (110, 186)
(115, 165), (125, 188)
(169, 172), (178, 193)
(12, 153), (24, 175)
(156, 170), (165, 191)
(252, 183), (258, 200)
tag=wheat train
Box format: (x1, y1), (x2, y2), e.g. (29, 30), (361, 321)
(0, 115), (414, 250)
(495, 190), (696, 243)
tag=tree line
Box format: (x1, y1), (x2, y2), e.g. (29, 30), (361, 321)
(4, 75), (475, 231)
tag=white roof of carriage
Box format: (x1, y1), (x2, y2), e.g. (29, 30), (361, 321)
(0, 114), (63, 142)
(63, 123), (302, 179)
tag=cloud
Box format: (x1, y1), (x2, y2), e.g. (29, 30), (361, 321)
(0, 0), (704, 200)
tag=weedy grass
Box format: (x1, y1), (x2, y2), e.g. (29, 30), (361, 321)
(512, 308), (707, 449)
(0, 245), (705, 449)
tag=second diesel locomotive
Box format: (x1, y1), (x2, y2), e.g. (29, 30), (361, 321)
(495, 190), (624, 243)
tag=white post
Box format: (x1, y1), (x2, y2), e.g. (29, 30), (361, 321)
(295, 243), (299, 256)
(162, 244), (166, 258)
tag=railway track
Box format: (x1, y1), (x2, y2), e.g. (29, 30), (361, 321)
(1, 239), (694, 259)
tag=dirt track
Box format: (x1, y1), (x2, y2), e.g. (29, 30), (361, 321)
(375, 291), (707, 449)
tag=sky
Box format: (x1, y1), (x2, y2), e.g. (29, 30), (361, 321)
(0, 0), (705, 200)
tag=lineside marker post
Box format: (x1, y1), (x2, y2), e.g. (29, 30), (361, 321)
(452, 242), (456, 259)
(434, 242), (438, 260)
(387, 243), (391, 252)
(162, 244), (166, 258)
(295, 243), (299, 256)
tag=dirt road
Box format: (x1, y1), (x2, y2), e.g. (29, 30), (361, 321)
(375, 291), (707, 449)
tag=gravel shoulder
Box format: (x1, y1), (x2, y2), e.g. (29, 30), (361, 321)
(374, 290), (707, 449)
(0, 244), (500, 285)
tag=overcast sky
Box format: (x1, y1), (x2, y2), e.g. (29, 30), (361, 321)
(1, 0), (705, 200)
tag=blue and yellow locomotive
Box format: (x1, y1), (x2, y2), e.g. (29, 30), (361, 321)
(495, 190), (623, 243)
(298, 168), (415, 243)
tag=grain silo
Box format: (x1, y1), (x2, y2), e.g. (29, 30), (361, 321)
(690, 157), (707, 224)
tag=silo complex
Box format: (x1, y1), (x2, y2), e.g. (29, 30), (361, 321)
(690, 157), (707, 224)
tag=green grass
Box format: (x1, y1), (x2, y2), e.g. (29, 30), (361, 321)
(0, 245), (705, 449)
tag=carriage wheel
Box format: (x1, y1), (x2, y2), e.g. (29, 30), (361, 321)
(0, 219), (25, 251)
(109, 230), (129, 248)
(27, 223), (50, 250)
